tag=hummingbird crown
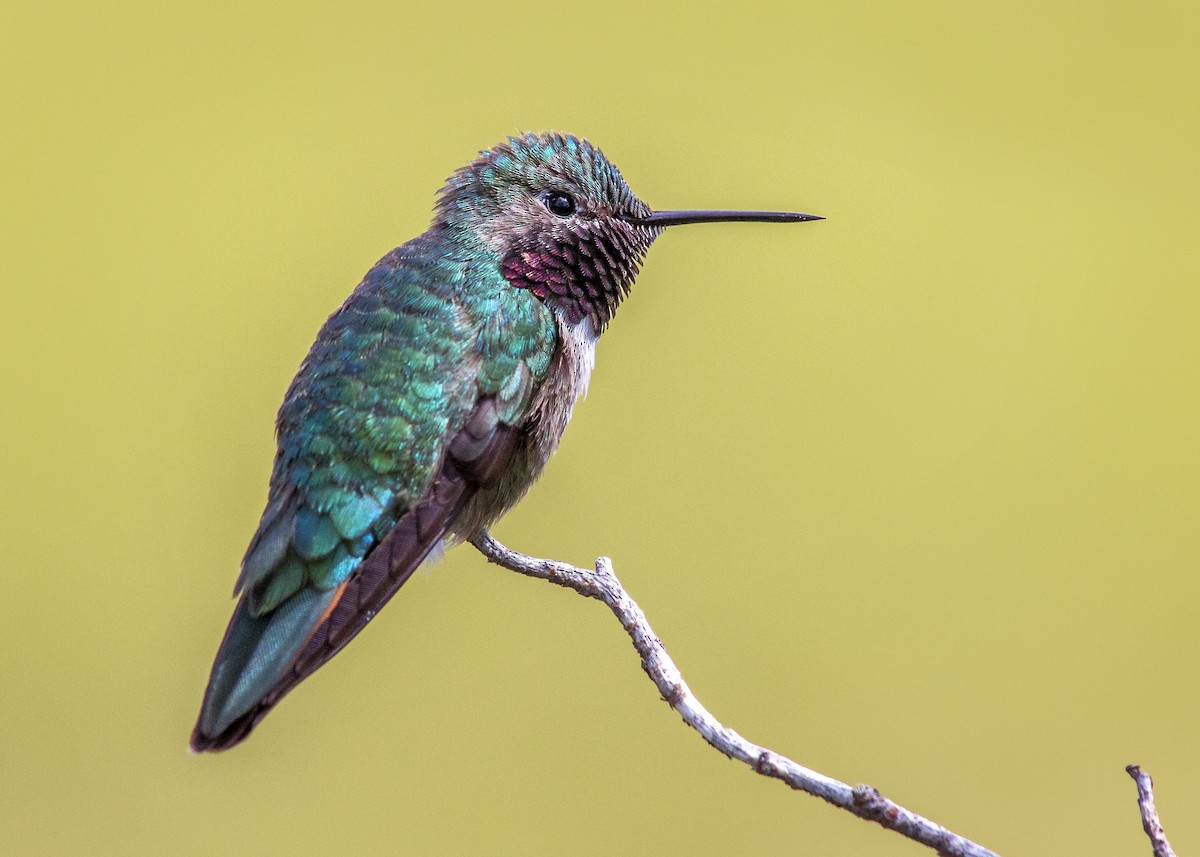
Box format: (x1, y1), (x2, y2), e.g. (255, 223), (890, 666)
(435, 132), (659, 331)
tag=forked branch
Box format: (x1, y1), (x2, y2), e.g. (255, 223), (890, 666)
(470, 533), (999, 857)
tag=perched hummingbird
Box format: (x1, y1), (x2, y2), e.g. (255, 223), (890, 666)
(191, 132), (821, 751)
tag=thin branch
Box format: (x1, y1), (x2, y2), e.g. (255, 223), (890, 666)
(471, 532), (999, 857)
(1127, 765), (1177, 857)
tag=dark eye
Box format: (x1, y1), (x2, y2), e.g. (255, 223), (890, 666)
(541, 191), (576, 217)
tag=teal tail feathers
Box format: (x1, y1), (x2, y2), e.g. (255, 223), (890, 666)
(190, 457), (478, 752)
(190, 398), (521, 752)
(190, 586), (339, 752)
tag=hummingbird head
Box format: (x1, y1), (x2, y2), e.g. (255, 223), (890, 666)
(434, 132), (821, 332)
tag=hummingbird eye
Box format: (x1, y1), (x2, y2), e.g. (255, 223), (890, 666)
(540, 191), (576, 218)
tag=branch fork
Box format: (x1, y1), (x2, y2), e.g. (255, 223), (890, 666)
(472, 534), (1179, 857)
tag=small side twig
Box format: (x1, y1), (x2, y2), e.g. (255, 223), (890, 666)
(1127, 765), (1177, 857)
(471, 532), (998, 857)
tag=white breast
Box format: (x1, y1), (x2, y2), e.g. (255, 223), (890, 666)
(562, 316), (598, 405)
(523, 314), (598, 468)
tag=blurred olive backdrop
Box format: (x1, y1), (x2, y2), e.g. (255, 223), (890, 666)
(3, 1), (1198, 855)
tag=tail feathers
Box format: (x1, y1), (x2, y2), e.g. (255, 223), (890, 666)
(188, 471), (470, 753)
(188, 474), (466, 753)
(190, 396), (522, 752)
(190, 586), (338, 752)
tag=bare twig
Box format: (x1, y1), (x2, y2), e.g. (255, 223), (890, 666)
(1127, 765), (1177, 857)
(471, 532), (999, 857)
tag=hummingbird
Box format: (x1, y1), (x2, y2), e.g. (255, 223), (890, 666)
(191, 132), (821, 751)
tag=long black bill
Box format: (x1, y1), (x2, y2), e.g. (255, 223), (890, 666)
(628, 209), (823, 227)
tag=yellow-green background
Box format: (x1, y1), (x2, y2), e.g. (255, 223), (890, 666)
(3, 1), (1197, 854)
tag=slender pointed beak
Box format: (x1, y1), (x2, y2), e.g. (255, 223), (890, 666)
(627, 209), (824, 227)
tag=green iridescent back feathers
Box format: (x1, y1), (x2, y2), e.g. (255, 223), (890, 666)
(241, 242), (556, 611)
